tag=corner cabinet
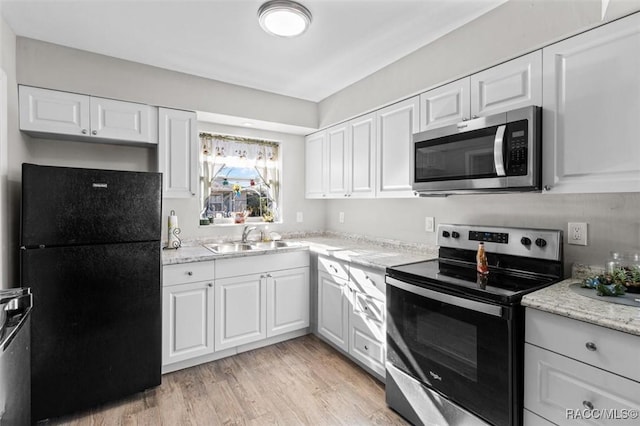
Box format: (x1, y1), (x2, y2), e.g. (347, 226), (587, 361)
(376, 96), (419, 198)
(19, 85), (158, 145)
(419, 51), (542, 131)
(542, 13), (640, 194)
(158, 108), (198, 198)
(305, 112), (376, 199)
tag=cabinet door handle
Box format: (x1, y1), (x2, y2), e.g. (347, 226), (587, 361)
(330, 265), (338, 273)
(187, 271), (193, 276)
(544, 185), (552, 191)
(364, 345), (369, 351)
(364, 305), (369, 311)
(207, 283), (213, 287)
(91, 130), (98, 135)
(585, 342), (597, 351)
(266, 273), (272, 278)
(81, 129), (88, 134)
(583, 401), (594, 410)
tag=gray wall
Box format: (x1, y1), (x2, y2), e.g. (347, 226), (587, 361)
(319, 0), (640, 275)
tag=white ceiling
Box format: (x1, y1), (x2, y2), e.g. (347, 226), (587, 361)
(1, 0), (507, 103)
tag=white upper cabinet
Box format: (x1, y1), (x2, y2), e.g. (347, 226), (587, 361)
(349, 112), (376, 198)
(419, 78), (470, 131)
(327, 124), (349, 197)
(470, 51), (542, 117)
(19, 85), (157, 145)
(304, 131), (327, 198)
(419, 51), (542, 132)
(158, 108), (198, 198)
(542, 12), (640, 194)
(305, 112), (376, 199)
(376, 96), (419, 198)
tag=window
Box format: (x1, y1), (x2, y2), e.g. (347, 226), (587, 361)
(199, 133), (280, 225)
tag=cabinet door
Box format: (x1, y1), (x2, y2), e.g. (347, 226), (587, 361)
(19, 85), (90, 136)
(158, 108), (198, 198)
(305, 131), (326, 198)
(471, 51), (542, 117)
(542, 13), (640, 193)
(266, 267), (310, 337)
(162, 281), (214, 366)
(419, 78), (470, 131)
(376, 96), (419, 198)
(317, 271), (350, 351)
(326, 124), (349, 197)
(349, 112), (376, 198)
(215, 274), (266, 351)
(90, 96), (156, 144)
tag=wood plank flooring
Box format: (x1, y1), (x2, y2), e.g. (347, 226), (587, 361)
(45, 334), (408, 426)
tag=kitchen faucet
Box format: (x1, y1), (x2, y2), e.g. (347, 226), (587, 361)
(241, 225), (257, 243)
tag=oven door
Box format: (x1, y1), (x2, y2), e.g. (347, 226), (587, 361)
(386, 276), (517, 426)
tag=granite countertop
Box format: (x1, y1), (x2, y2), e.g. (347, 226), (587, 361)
(162, 234), (437, 270)
(522, 278), (640, 337)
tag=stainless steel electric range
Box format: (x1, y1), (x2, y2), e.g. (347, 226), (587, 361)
(385, 224), (563, 426)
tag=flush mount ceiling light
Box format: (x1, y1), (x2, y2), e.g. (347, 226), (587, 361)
(258, 0), (312, 38)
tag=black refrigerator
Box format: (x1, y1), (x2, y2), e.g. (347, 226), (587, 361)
(20, 163), (162, 422)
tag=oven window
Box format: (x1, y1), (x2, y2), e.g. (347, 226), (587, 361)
(415, 126), (499, 182)
(414, 310), (477, 381)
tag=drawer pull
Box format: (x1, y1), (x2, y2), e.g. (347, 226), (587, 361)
(364, 345), (369, 351)
(330, 265), (338, 273)
(364, 305), (369, 311)
(585, 342), (597, 351)
(583, 400), (594, 410)
(187, 271), (193, 276)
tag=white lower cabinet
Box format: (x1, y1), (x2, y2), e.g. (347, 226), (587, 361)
(162, 281), (214, 365)
(524, 308), (640, 425)
(162, 261), (215, 367)
(316, 256), (386, 380)
(215, 251), (311, 352)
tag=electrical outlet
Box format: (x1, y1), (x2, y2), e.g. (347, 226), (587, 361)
(339, 212), (345, 223)
(425, 216), (435, 232)
(568, 222), (587, 246)
(296, 212), (303, 223)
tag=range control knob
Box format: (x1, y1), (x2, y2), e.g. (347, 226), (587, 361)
(521, 237), (532, 246)
(451, 231), (460, 239)
(442, 230), (450, 238)
(535, 238), (547, 248)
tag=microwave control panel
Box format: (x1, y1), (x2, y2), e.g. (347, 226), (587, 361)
(506, 120), (528, 176)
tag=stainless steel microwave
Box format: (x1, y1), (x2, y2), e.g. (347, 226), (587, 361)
(411, 106), (541, 195)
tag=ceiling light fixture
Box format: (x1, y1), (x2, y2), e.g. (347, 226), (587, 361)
(258, 0), (312, 38)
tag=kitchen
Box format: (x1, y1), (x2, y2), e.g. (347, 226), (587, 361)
(1, 0), (640, 425)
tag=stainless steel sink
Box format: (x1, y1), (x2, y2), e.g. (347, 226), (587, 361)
(204, 242), (255, 253)
(203, 240), (299, 254)
(251, 241), (295, 250)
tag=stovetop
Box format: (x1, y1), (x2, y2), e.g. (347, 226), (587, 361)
(387, 258), (561, 305)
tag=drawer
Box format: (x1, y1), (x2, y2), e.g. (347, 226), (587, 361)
(525, 308), (640, 381)
(350, 265), (385, 300)
(349, 313), (385, 377)
(524, 343), (640, 426)
(163, 261), (215, 286)
(353, 291), (385, 323)
(317, 255), (349, 281)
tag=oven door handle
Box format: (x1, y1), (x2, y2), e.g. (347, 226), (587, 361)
(387, 277), (503, 317)
(494, 124), (506, 177)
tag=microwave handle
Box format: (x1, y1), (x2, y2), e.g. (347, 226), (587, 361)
(494, 125), (506, 176)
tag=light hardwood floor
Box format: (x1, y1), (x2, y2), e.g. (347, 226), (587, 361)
(45, 334), (408, 425)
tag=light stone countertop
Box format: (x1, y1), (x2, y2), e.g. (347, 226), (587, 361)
(162, 234), (438, 271)
(522, 278), (640, 337)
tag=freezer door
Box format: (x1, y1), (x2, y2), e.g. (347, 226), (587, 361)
(22, 242), (161, 421)
(21, 163), (161, 247)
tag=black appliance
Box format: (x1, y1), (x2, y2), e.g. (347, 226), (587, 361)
(386, 224), (563, 426)
(411, 106), (541, 195)
(20, 163), (162, 421)
(0, 288), (32, 426)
